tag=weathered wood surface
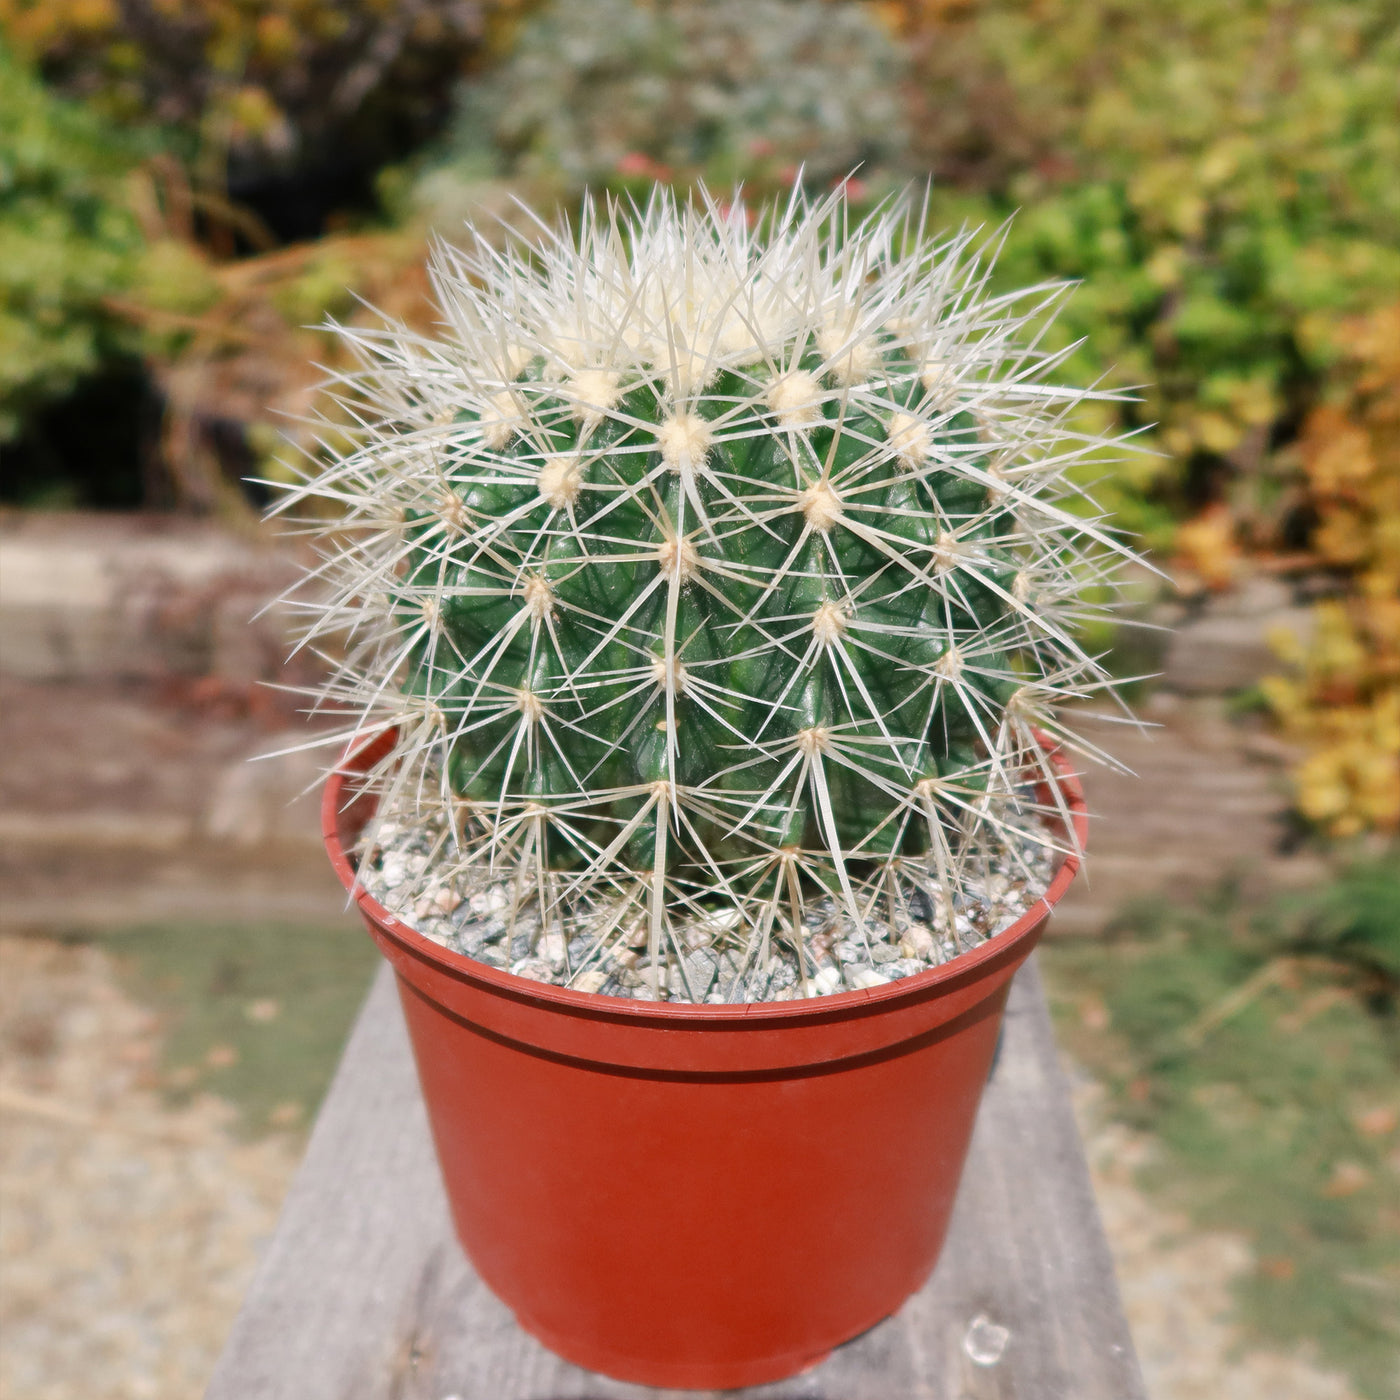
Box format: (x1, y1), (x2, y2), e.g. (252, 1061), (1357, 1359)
(205, 956), (1147, 1400)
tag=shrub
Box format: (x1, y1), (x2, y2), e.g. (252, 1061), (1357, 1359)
(0, 40), (145, 441)
(1, 0), (519, 238)
(892, 0), (1400, 553)
(1262, 305), (1400, 837)
(416, 0), (909, 209)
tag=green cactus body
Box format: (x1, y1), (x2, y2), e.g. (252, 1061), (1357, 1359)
(405, 364), (1003, 869)
(287, 188), (1136, 989)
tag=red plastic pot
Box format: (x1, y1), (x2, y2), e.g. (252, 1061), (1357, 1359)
(323, 729), (1087, 1389)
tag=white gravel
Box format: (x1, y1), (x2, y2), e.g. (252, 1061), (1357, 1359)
(358, 808), (1057, 1003)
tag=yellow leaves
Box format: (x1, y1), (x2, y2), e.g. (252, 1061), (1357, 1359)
(1306, 602), (1371, 686)
(1315, 508), (1371, 567)
(0, 0), (115, 52)
(1174, 504), (1240, 590)
(1264, 625), (1306, 671)
(1127, 159), (1206, 239)
(1161, 374), (1281, 461)
(1161, 423), (1195, 459)
(9, 0), (512, 168)
(1332, 303), (1400, 393)
(866, 1), (908, 35)
(129, 238), (221, 317)
(308, 6), (352, 42)
(1228, 377), (1280, 429)
(1258, 673), (1304, 727)
(1197, 136), (1250, 191)
(269, 249), (359, 326)
(254, 14), (298, 63)
(108, 222), (433, 512)
(1286, 688), (1400, 837)
(1263, 304), (1400, 837)
(64, 0), (116, 33)
(1360, 588), (1400, 651)
(1193, 409), (1243, 455)
(867, 0), (974, 35)
(1145, 243), (1185, 290)
(226, 85), (283, 142)
(1300, 405), (1374, 494)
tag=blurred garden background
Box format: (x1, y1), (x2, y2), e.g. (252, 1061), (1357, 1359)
(0, 2), (1396, 1397)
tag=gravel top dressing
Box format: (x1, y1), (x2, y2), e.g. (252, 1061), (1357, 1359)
(358, 809), (1057, 1003)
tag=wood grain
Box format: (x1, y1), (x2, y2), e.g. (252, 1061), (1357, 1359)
(205, 955), (1147, 1400)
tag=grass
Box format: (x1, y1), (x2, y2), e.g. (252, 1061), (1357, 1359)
(85, 917), (381, 1138)
(1042, 859), (1400, 1400)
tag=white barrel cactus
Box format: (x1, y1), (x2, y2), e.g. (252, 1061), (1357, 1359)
(278, 186), (1141, 997)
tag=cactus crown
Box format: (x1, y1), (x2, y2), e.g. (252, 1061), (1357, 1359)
(281, 185), (1138, 992)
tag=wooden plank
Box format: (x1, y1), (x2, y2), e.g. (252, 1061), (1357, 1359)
(205, 956), (1147, 1400)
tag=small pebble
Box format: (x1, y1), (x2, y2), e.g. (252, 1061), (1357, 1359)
(900, 924), (936, 960)
(680, 949), (718, 999)
(847, 966), (891, 990)
(883, 958), (925, 981)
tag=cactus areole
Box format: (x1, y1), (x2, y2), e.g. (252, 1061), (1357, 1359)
(294, 186), (1135, 1386)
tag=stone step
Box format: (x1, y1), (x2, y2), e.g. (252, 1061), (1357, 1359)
(0, 511), (304, 683)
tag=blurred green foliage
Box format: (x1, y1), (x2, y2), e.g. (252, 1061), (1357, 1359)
(1285, 859), (1400, 982)
(6, 0), (1400, 841)
(7, 0), (1399, 518)
(0, 41), (145, 441)
(401, 0), (1400, 564)
(901, 0), (1400, 552)
(1, 0), (521, 237)
(1044, 862), (1400, 1399)
(408, 0), (908, 218)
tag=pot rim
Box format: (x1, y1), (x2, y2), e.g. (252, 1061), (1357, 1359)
(323, 728), (1087, 1028)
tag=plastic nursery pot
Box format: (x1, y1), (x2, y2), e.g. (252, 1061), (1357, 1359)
(323, 729), (1088, 1390)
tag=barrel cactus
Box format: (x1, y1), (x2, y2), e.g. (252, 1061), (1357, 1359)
(282, 186), (1138, 997)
